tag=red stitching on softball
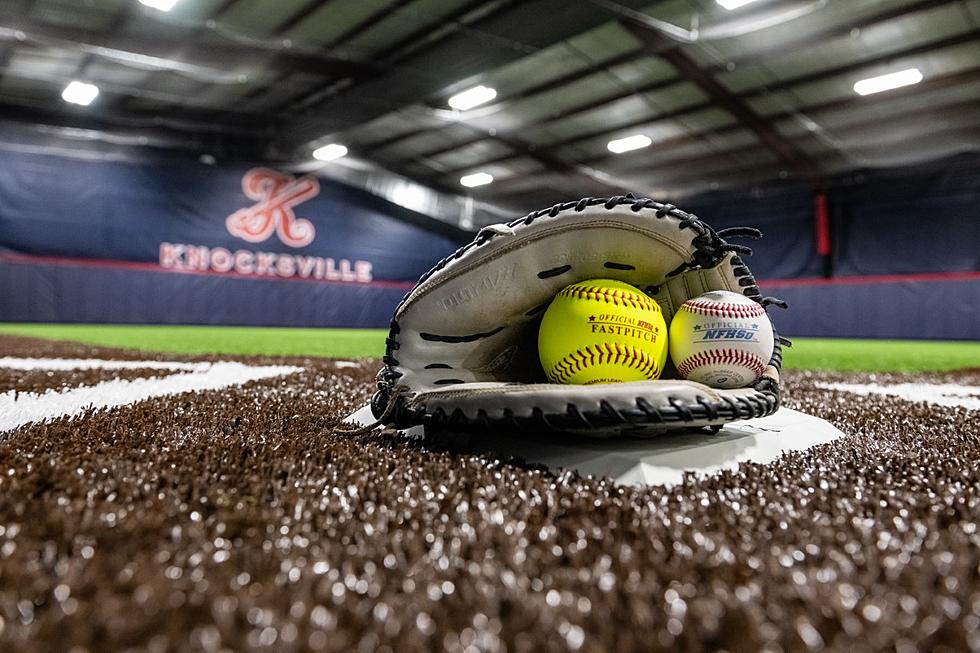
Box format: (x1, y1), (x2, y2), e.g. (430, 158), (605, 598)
(676, 349), (766, 379)
(549, 342), (660, 383)
(681, 299), (765, 319)
(559, 285), (659, 312)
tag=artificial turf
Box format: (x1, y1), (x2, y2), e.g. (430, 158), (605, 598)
(0, 324), (387, 359)
(3, 334), (980, 651)
(1, 323), (979, 372)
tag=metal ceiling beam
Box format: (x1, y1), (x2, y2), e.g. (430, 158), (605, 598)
(0, 0), (38, 86)
(0, 101), (269, 159)
(337, 144), (501, 210)
(627, 124), (980, 197)
(217, 0), (379, 108)
(494, 88), (980, 189)
(489, 119), (980, 202)
(378, 0), (519, 64)
(101, 0), (249, 115)
(272, 0), (653, 150)
(277, 0), (522, 115)
(363, 113), (640, 195)
(749, 28), (980, 96)
(73, 0), (139, 110)
(0, 88), (270, 134)
(363, 48), (650, 151)
(375, 120), (637, 196)
(233, 0), (358, 106)
(483, 128), (636, 194)
(271, 0), (341, 36)
(621, 97), (980, 178)
(437, 49), (646, 110)
(573, 64), (980, 170)
(247, 0), (511, 128)
(621, 19), (821, 178)
(427, 27), (980, 178)
(398, 0), (967, 163)
(412, 75), (680, 162)
(705, 0), (960, 73)
(576, 85), (980, 171)
(543, 33), (980, 154)
(0, 17), (379, 82)
(380, 0), (958, 163)
(321, 0), (417, 53)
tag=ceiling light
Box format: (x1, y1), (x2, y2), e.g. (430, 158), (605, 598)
(460, 172), (493, 188)
(716, 0), (761, 9)
(138, 0), (181, 11)
(607, 134), (652, 154)
(390, 183), (429, 212)
(61, 81), (99, 106)
(312, 143), (348, 161)
(853, 68), (923, 96)
(448, 85), (497, 111)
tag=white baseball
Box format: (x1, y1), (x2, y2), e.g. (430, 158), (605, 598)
(668, 291), (774, 389)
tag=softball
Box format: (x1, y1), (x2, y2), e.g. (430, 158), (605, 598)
(668, 290), (774, 389)
(538, 279), (668, 385)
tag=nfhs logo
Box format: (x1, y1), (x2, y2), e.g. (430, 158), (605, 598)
(693, 323), (760, 342)
(226, 168), (319, 248)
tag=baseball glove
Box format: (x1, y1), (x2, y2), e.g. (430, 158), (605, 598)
(370, 195), (788, 437)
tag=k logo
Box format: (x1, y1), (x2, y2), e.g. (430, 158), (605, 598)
(226, 168), (320, 248)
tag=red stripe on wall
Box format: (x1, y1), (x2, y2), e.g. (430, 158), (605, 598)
(0, 252), (417, 290)
(2, 251), (977, 290)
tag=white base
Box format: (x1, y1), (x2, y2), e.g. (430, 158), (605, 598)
(344, 405), (845, 488)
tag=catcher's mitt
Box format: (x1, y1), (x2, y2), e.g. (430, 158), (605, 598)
(371, 195), (787, 437)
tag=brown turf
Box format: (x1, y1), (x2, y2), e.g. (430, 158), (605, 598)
(0, 335), (978, 652)
(0, 368), (177, 395)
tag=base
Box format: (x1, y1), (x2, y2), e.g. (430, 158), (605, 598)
(344, 405), (845, 488)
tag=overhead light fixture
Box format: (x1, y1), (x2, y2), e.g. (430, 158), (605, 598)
(853, 68), (923, 96)
(716, 0), (761, 9)
(460, 172), (493, 188)
(138, 0), (181, 11)
(390, 183), (429, 212)
(607, 134), (652, 154)
(61, 81), (100, 106)
(312, 143), (348, 161)
(448, 85), (497, 111)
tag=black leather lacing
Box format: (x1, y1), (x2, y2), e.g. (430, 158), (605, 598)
(420, 391), (779, 433)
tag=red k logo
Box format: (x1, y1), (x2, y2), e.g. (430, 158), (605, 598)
(226, 168), (320, 248)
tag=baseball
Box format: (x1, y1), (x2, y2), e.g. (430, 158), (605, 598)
(668, 291), (774, 389)
(538, 279), (668, 385)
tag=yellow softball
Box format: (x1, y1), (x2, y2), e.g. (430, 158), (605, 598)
(538, 279), (668, 385)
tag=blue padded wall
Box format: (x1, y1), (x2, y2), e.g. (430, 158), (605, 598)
(764, 276), (979, 340)
(0, 259), (408, 327)
(0, 149), (463, 326)
(1, 148), (978, 336)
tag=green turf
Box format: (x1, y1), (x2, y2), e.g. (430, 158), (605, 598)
(780, 337), (980, 372)
(0, 324), (388, 359)
(1, 323), (979, 372)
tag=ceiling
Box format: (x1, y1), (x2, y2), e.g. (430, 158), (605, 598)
(0, 0), (978, 222)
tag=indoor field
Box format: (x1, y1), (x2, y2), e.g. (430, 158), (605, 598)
(0, 0), (978, 651)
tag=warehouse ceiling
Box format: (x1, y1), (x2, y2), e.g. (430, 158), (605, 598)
(0, 0), (979, 221)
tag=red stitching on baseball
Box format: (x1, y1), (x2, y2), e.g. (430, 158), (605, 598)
(549, 342), (660, 383)
(559, 285), (659, 312)
(676, 349), (766, 379)
(681, 299), (765, 319)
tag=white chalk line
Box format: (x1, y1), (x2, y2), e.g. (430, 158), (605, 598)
(1, 361), (303, 433)
(815, 382), (980, 411)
